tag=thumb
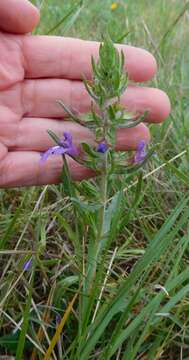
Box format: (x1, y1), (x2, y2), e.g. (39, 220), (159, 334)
(0, 0), (40, 34)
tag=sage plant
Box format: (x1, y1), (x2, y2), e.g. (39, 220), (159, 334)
(40, 35), (154, 356)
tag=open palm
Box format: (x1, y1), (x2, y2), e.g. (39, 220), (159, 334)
(0, 0), (170, 187)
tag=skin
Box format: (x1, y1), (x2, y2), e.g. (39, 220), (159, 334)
(0, 0), (171, 188)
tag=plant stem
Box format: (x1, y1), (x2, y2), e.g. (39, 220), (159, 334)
(94, 107), (109, 267)
(97, 154), (108, 244)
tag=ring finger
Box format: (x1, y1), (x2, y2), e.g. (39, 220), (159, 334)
(22, 79), (171, 123)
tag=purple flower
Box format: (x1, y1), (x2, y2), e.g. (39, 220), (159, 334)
(40, 132), (78, 164)
(97, 143), (107, 153)
(134, 140), (147, 164)
(23, 257), (32, 271)
(56, 314), (62, 325)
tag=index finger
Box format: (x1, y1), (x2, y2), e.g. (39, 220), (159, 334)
(23, 36), (157, 82)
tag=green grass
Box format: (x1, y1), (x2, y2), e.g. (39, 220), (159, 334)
(1, 0), (189, 359)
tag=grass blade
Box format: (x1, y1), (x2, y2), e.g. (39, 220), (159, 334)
(44, 292), (78, 360)
(80, 196), (189, 359)
(16, 262), (36, 360)
(46, 1), (83, 35)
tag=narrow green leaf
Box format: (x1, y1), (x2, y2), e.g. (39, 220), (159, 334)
(57, 100), (85, 126)
(46, 1), (83, 35)
(0, 191), (28, 249)
(81, 142), (99, 159)
(56, 213), (78, 244)
(71, 197), (102, 212)
(167, 162), (189, 187)
(102, 191), (123, 238)
(0, 333), (32, 352)
(47, 129), (60, 145)
(16, 262), (36, 360)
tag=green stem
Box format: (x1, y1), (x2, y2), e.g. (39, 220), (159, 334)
(93, 107), (109, 268)
(79, 108), (110, 349)
(97, 154), (108, 244)
(62, 156), (81, 263)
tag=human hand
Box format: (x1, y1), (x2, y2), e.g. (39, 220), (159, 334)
(0, 0), (170, 187)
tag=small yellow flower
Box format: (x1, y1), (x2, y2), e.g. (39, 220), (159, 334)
(111, 2), (118, 11)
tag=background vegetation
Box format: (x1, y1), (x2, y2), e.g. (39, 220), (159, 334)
(1, 0), (189, 358)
